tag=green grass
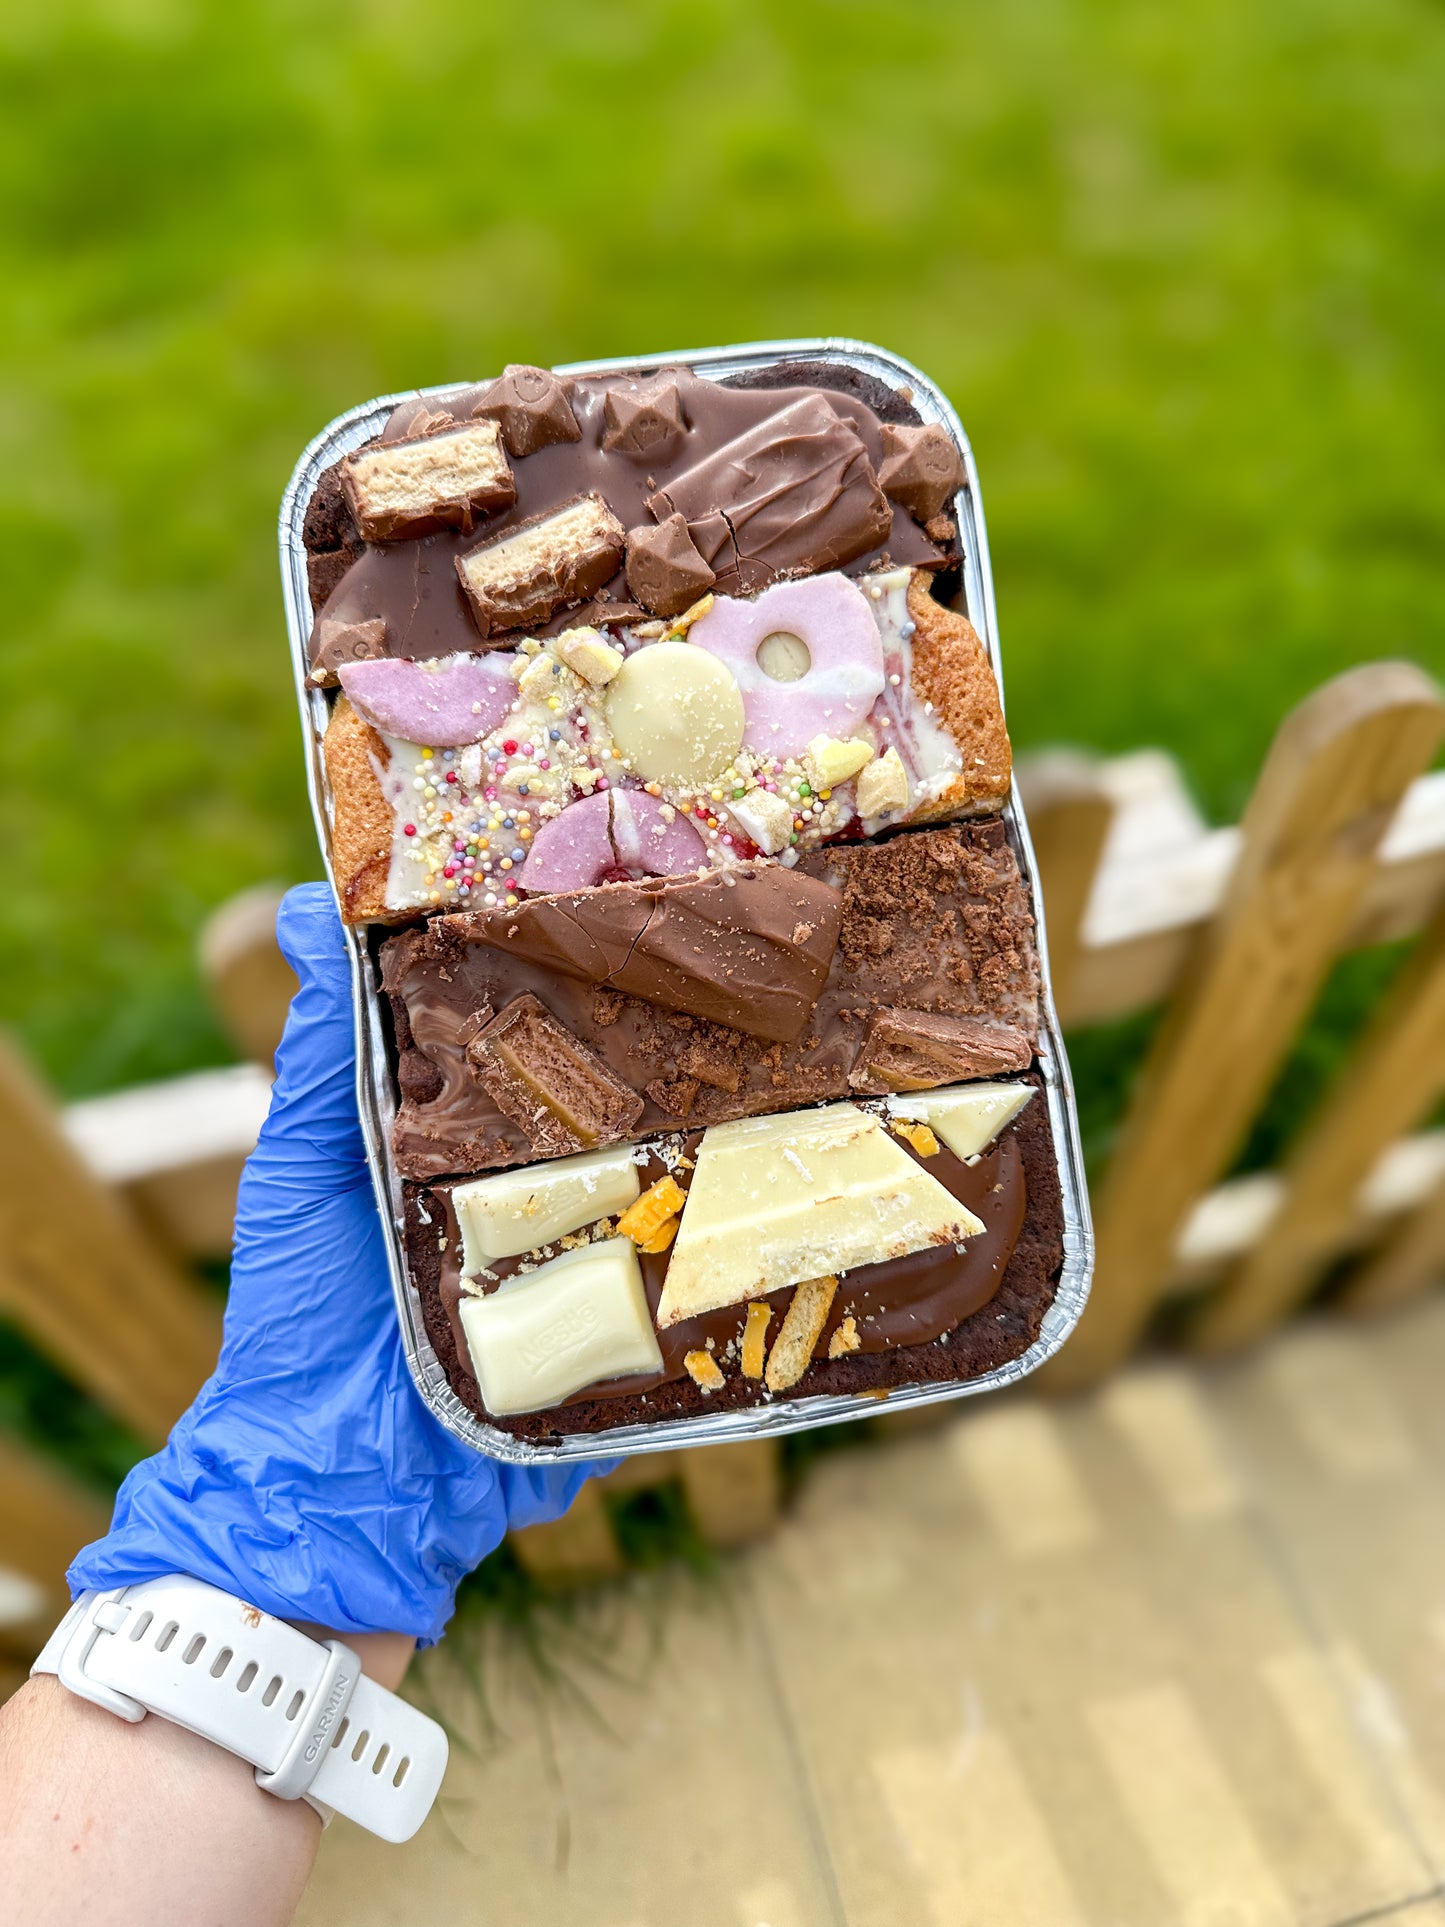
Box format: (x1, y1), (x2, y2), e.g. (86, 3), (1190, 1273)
(1, 0), (1441, 1098)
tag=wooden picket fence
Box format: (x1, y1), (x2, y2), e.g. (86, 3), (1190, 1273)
(3, 659), (1445, 1641)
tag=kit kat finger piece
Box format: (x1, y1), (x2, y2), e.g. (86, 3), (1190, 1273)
(341, 419), (515, 543)
(455, 492), (627, 638)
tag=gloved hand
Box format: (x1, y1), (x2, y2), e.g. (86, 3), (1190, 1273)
(68, 883), (612, 1646)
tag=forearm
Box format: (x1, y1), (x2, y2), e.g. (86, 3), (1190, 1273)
(0, 1632), (414, 1927)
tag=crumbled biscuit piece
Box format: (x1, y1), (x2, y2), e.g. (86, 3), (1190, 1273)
(723, 786), (795, 856)
(684, 1349), (726, 1393)
(616, 1174), (687, 1247)
(741, 1301), (773, 1379)
(828, 1316), (861, 1359)
(342, 419), (515, 543)
(892, 1121), (941, 1157)
(764, 1275), (839, 1392)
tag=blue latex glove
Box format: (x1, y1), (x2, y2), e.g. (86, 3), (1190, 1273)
(69, 883), (612, 1646)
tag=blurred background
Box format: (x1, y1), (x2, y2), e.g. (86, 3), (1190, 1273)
(4, 2), (1445, 1920)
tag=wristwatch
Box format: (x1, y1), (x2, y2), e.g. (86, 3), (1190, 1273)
(32, 1576), (447, 1843)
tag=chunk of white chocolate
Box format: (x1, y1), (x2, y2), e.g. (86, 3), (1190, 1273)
(806, 734), (874, 789)
(724, 786), (795, 855)
(657, 1104), (982, 1327)
(457, 1237), (662, 1416)
(856, 744), (910, 821)
(556, 627), (624, 686)
(887, 1081), (1034, 1161)
(452, 1145), (643, 1271)
(605, 640), (745, 787)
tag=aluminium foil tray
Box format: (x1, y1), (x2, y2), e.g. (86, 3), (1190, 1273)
(278, 336), (1094, 1462)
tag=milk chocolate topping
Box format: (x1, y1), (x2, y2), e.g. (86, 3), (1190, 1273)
(454, 865), (842, 1045)
(646, 394), (893, 592)
(306, 367), (947, 669)
(381, 823), (1039, 1179)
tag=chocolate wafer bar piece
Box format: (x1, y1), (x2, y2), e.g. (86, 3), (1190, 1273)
(475, 866), (842, 1045)
(848, 1009), (1033, 1094)
(454, 491), (627, 638)
(464, 993), (644, 1157)
(646, 394), (891, 591)
(341, 420), (515, 543)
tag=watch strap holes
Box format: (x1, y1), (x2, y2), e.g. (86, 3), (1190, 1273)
(128, 1610), (154, 1642)
(285, 1689), (306, 1722)
(331, 1716), (350, 1751)
(155, 1620), (179, 1652)
(371, 1742), (391, 1777)
(392, 1756), (411, 1788)
(209, 1646), (234, 1679)
(182, 1634), (207, 1665)
(261, 1675), (283, 1707)
(236, 1660), (259, 1693)
(350, 1728), (371, 1763)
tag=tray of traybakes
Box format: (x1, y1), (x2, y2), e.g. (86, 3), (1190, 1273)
(279, 338), (1093, 1460)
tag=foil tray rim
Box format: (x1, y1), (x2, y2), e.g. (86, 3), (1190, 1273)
(277, 335), (1095, 1463)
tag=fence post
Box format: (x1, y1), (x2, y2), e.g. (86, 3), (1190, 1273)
(0, 1035), (223, 1444)
(1191, 899), (1445, 1352)
(199, 883), (296, 1067)
(678, 1439), (782, 1548)
(508, 1480), (626, 1588)
(1338, 1173), (1445, 1318)
(1015, 752), (1114, 1025)
(1045, 662), (1445, 1391)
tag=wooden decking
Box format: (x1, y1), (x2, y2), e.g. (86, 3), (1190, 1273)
(298, 1291), (1445, 1927)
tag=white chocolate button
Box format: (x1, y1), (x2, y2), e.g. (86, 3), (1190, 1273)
(887, 1082), (1034, 1161)
(657, 1104), (983, 1327)
(458, 1237), (663, 1415)
(605, 641), (745, 786)
(453, 1146), (643, 1270)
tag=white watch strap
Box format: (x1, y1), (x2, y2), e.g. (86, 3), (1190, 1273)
(33, 1579), (446, 1843)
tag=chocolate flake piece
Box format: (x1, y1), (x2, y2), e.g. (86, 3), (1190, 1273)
(849, 1009), (1033, 1095)
(470, 364), (582, 457)
(647, 395), (891, 591)
(464, 993), (644, 1156)
(602, 376), (689, 464)
(475, 866), (843, 1045)
(307, 615), (388, 686)
(624, 513), (717, 618)
(342, 420), (515, 543)
(877, 424), (965, 524)
(455, 491), (626, 638)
